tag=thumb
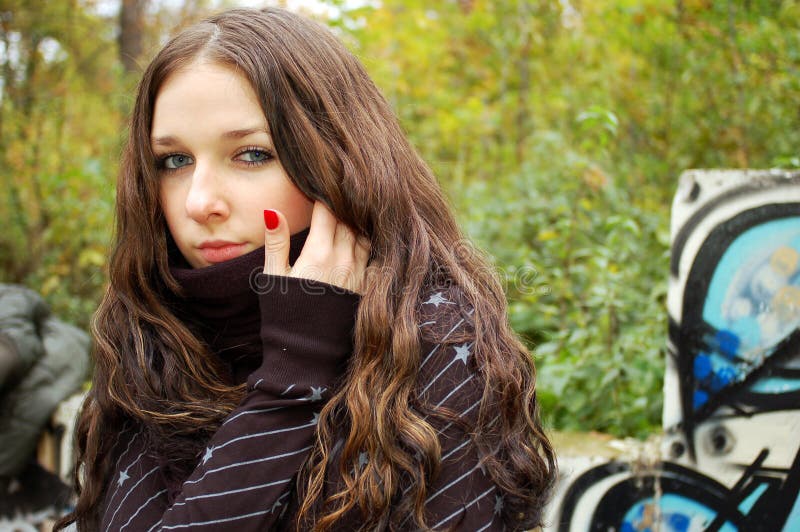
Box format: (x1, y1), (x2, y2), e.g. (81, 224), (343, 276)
(263, 209), (291, 275)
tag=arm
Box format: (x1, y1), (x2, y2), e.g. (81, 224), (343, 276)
(100, 277), (360, 532)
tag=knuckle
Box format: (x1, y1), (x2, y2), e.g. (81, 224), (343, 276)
(264, 238), (286, 253)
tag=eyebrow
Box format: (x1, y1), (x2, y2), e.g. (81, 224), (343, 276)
(151, 126), (270, 146)
(222, 126), (270, 140)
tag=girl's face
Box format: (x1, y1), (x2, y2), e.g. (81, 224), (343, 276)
(152, 61), (314, 268)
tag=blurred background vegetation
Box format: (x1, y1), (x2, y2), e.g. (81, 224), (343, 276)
(1, 0), (798, 438)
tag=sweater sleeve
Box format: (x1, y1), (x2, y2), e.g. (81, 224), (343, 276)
(100, 276), (360, 532)
(412, 289), (504, 531)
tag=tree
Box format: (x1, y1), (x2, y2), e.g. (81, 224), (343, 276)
(119, 0), (147, 73)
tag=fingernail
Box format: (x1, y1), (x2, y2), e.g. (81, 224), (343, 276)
(264, 209), (279, 231)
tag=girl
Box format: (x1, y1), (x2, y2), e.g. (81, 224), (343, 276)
(57, 7), (555, 531)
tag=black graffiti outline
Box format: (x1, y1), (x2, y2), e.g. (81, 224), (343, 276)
(670, 174), (800, 277)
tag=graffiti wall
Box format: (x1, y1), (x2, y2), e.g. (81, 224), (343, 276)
(548, 170), (800, 532)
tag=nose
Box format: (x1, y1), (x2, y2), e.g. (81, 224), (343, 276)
(184, 161), (230, 223)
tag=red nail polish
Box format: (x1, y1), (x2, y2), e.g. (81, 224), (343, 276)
(263, 209), (279, 230)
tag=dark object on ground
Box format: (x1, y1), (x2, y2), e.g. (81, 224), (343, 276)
(0, 460), (73, 519)
(0, 284), (90, 478)
(0, 283), (90, 527)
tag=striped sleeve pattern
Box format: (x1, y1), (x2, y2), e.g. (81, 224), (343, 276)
(412, 288), (505, 531)
(99, 276), (360, 532)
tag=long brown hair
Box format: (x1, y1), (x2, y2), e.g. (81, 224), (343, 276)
(58, 8), (555, 531)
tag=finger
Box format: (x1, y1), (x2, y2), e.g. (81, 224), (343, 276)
(263, 208), (291, 275)
(330, 225), (358, 291)
(303, 201), (337, 256)
(349, 236), (371, 294)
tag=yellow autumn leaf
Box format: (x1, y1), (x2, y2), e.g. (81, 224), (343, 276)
(42, 275), (60, 296)
(79, 248), (106, 268)
(538, 229), (558, 241)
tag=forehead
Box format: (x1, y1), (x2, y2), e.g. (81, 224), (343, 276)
(151, 61), (266, 137)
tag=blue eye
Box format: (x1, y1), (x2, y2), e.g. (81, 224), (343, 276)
(161, 154), (193, 170)
(238, 149), (272, 164)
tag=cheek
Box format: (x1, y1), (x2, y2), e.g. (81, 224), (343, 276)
(283, 189), (314, 231)
(252, 177), (313, 232)
(158, 184), (184, 235)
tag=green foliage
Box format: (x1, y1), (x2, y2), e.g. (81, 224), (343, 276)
(449, 129), (669, 437)
(335, 0), (800, 437)
(2, 0), (799, 437)
(0, 0), (122, 329)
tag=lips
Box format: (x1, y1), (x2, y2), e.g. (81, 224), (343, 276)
(197, 241), (248, 264)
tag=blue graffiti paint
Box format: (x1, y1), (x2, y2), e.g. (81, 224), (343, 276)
(703, 218), (800, 344)
(715, 329), (740, 358)
(620, 494), (737, 532)
(750, 376), (800, 394)
(729, 316), (761, 351)
(783, 494), (800, 531)
(738, 483), (769, 514)
(694, 353), (713, 380)
(710, 366), (737, 392)
(694, 389), (709, 409)
(693, 218), (800, 409)
(667, 512), (690, 531)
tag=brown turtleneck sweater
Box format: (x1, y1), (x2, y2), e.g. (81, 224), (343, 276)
(97, 230), (506, 531)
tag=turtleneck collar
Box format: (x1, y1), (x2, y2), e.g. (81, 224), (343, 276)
(168, 228), (310, 384)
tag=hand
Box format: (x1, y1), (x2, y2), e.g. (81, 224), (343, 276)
(262, 202), (370, 294)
